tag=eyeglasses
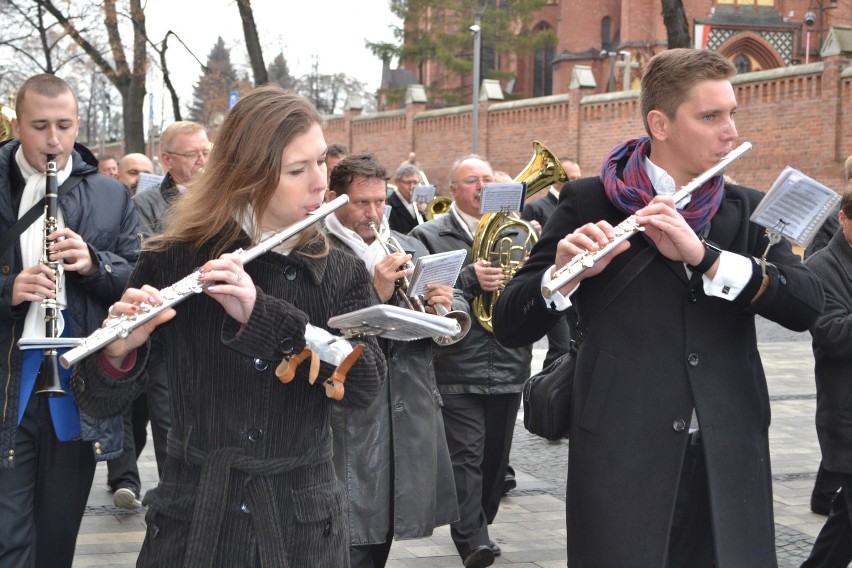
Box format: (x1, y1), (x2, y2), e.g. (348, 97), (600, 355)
(396, 178), (420, 186)
(165, 150), (210, 161)
(453, 176), (494, 187)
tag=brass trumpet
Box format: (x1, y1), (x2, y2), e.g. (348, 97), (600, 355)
(368, 222), (471, 346)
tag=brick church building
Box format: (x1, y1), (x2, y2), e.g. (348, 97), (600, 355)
(387, 0), (848, 106)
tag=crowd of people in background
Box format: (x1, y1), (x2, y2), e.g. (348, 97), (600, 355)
(0, 59), (849, 568)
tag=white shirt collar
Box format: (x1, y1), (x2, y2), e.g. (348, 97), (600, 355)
(643, 155), (689, 208)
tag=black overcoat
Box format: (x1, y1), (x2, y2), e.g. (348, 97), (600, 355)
(805, 230), (852, 474)
(494, 177), (824, 567)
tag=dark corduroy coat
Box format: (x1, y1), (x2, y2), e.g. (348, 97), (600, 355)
(72, 231), (385, 568)
(494, 177), (824, 568)
(805, 230), (852, 474)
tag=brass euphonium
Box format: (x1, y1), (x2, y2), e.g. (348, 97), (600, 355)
(0, 104), (15, 142)
(471, 141), (568, 333)
(368, 222), (471, 346)
(425, 196), (452, 220)
(36, 155), (67, 396)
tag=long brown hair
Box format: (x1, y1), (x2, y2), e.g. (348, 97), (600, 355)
(147, 85), (327, 257)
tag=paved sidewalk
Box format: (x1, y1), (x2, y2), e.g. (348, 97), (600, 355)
(73, 334), (830, 567)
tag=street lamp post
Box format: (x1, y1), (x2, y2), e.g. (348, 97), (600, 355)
(470, 0), (486, 154)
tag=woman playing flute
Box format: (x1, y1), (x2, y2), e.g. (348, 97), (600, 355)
(71, 85), (385, 568)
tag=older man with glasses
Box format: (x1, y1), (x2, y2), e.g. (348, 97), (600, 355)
(410, 155), (533, 568)
(387, 163), (427, 234)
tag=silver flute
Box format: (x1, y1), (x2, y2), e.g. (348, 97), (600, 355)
(542, 142), (752, 299)
(60, 194), (349, 368)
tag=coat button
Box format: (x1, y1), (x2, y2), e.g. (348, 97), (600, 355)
(688, 289), (698, 303)
(687, 353), (699, 366)
(247, 427), (263, 442)
(1, 265), (9, 275)
(241, 501), (251, 514)
(279, 338), (295, 355)
(253, 358), (269, 371)
(779, 274), (787, 285)
(284, 266), (298, 281)
(673, 419), (687, 432)
(105, 264), (113, 273)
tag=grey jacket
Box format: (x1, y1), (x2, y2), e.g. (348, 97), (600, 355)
(328, 232), (460, 544)
(0, 140), (139, 465)
(805, 229), (852, 473)
(410, 212), (532, 394)
(133, 172), (179, 237)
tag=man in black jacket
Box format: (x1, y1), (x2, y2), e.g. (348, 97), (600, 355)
(410, 155), (533, 568)
(0, 73), (139, 568)
(494, 49), (824, 567)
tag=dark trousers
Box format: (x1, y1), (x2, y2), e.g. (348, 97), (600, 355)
(441, 392), (520, 559)
(0, 392), (96, 568)
(811, 462), (842, 509)
(106, 359), (170, 493)
(667, 437), (716, 568)
(350, 539), (393, 568)
(802, 473), (852, 567)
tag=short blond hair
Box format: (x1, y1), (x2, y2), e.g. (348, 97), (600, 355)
(160, 121), (206, 152)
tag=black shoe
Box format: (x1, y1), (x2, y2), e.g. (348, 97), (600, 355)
(464, 545), (495, 568)
(811, 496), (835, 516)
(502, 466), (517, 495)
(488, 541), (502, 556)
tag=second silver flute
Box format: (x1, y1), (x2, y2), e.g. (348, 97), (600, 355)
(60, 195), (349, 368)
(542, 142), (752, 299)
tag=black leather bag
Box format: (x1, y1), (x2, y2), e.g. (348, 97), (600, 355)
(522, 247), (656, 440)
(523, 348), (576, 440)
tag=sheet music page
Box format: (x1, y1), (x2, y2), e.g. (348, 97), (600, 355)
(750, 166), (841, 247)
(135, 172), (165, 194)
(328, 304), (458, 341)
(407, 249), (467, 297)
(478, 182), (525, 215)
(412, 185), (437, 204)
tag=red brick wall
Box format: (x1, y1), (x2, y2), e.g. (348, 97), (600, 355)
(326, 54), (852, 197)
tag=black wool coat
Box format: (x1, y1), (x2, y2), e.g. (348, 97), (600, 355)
(805, 230), (852, 474)
(494, 177), (824, 568)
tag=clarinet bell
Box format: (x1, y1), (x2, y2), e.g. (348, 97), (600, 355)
(36, 350), (68, 397)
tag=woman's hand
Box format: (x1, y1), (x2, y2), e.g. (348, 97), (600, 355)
(103, 285), (176, 367)
(199, 253), (257, 324)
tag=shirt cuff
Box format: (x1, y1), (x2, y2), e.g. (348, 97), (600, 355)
(97, 349), (138, 380)
(541, 265), (577, 312)
(701, 251), (752, 301)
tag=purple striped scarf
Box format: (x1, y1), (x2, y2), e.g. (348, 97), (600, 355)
(600, 137), (724, 236)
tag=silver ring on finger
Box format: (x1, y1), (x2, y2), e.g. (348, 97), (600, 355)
(235, 270), (243, 284)
(108, 305), (116, 318)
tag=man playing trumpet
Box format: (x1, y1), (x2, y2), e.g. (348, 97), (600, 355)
(324, 153), (461, 567)
(494, 48), (824, 567)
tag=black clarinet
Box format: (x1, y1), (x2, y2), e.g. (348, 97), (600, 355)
(36, 155), (66, 396)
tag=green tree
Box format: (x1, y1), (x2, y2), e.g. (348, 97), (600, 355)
(189, 37), (244, 126)
(267, 52), (297, 91)
(383, 0), (553, 106)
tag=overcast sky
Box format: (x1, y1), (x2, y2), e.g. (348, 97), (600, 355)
(142, 0), (400, 117)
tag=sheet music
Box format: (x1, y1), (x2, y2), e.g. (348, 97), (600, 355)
(750, 166), (841, 248)
(412, 185), (437, 203)
(407, 249), (467, 297)
(479, 182), (526, 215)
(328, 304), (459, 341)
(135, 172), (165, 194)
